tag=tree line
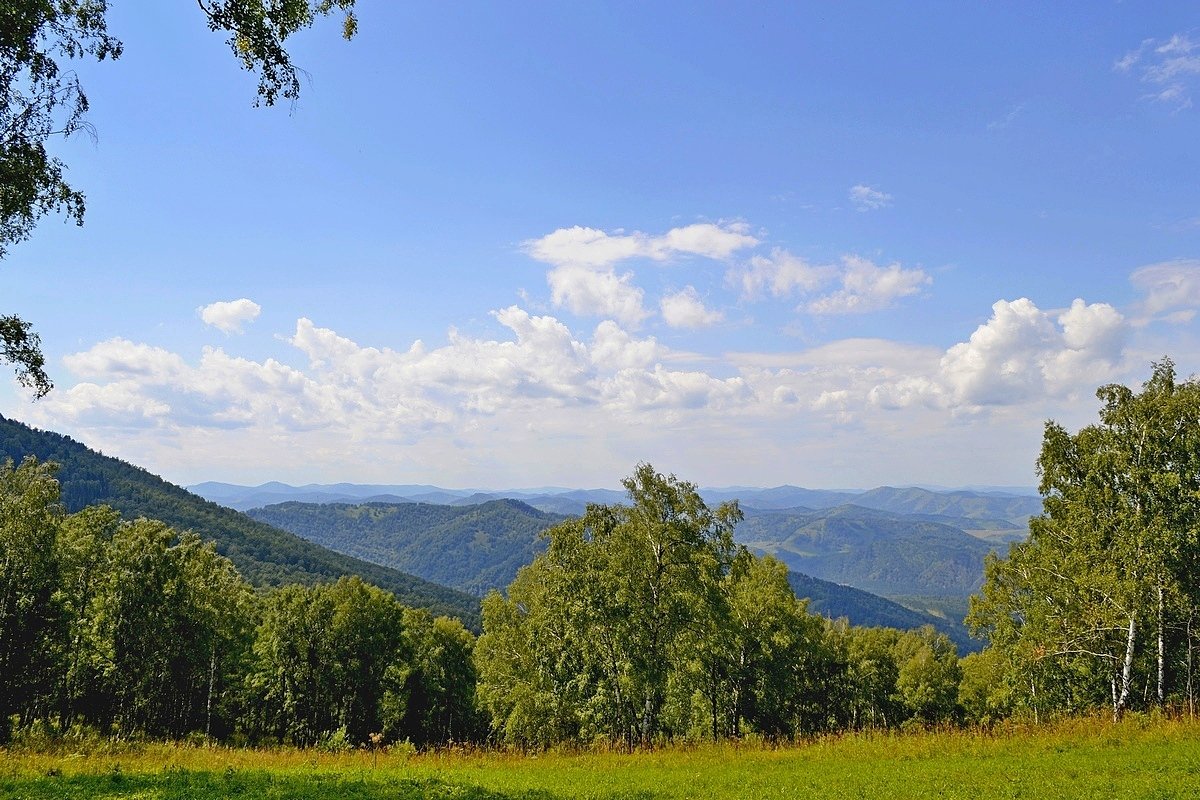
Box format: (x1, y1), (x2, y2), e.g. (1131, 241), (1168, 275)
(0, 457), (479, 747)
(0, 413), (481, 626)
(473, 464), (968, 749)
(2, 457), (970, 749)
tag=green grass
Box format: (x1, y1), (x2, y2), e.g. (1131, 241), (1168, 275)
(3, 717), (1200, 799)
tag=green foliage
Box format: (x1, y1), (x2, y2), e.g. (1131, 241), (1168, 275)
(0, 456), (63, 732)
(0, 315), (50, 396)
(0, 454), (483, 748)
(892, 626), (961, 723)
(718, 554), (838, 737)
(245, 577), (480, 748)
(0, 459), (262, 739)
(476, 464), (905, 748)
(0, 1), (119, 260)
(196, 0), (358, 106)
(969, 359), (1200, 719)
(957, 648), (1014, 725)
(253, 491), (979, 651)
(476, 465), (741, 748)
(247, 578), (406, 746)
(391, 609), (485, 746)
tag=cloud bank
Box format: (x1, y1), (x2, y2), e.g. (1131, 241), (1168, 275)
(10, 223), (1193, 489)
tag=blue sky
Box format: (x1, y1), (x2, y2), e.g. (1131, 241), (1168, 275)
(3, 2), (1200, 489)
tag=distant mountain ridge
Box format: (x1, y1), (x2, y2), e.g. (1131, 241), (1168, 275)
(190, 480), (1041, 522)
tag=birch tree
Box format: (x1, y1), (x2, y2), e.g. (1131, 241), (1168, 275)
(0, 456), (62, 735)
(968, 360), (1200, 719)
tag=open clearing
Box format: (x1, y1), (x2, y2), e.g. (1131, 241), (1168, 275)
(2, 717), (1199, 799)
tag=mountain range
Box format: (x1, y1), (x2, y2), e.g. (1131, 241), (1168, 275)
(192, 479), (1041, 522)
(248, 499), (568, 597)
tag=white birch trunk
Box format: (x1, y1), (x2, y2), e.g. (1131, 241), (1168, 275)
(1157, 585), (1165, 707)
(1114, 614), (1137, 721)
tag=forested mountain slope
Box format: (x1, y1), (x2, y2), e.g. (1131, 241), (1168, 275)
(786, 571), (977, 652)
(738, 504), (998, 597)
(0, 415), (480, 627)
(248, 499), (567, 595)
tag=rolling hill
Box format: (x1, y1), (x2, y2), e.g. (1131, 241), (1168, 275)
(737, 504), (998, 597)
(787, 572), (977, 652)
(248, 499), (568, 596)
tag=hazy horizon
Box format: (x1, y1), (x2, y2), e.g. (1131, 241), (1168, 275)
(187, 477), (1039, 498)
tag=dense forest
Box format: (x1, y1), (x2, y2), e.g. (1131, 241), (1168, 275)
(967, 360), (1200, 722)
(2, 363), (1198, 748)
(0, 457), (962, 747)
(0, 457), (479, 746)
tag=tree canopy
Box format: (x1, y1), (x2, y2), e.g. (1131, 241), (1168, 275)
(474, 464), (961, 748)
(968, 359), (1200, 720)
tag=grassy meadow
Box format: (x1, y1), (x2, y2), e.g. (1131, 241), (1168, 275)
(3, 716), (1199, 799)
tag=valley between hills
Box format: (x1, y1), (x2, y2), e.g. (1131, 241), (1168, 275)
(196, 476), (1040, 653)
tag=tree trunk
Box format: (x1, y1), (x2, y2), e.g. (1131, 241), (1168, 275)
(641, 694), (654, 746)
(1158, 584), (1165, 707)
(1188, 608), (1196, 718)
(1114, 614), (1137, 721)
(710, 663), (719, 742)
(206, 644), (216, 738)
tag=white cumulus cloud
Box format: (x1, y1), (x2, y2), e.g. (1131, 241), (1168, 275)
(806, 256), (930, 314)
(525, 222), (758, 269)
(15, 288), (1158, 490)
(546, 264), (649, 326)
(938, 298), (1127, 407)
(730, 248), (834, 300)
(65, 338), (188, 381)
(198, 298), (262, 334)
(525, 223), (757, 324)
(660, 287), (724, 329)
